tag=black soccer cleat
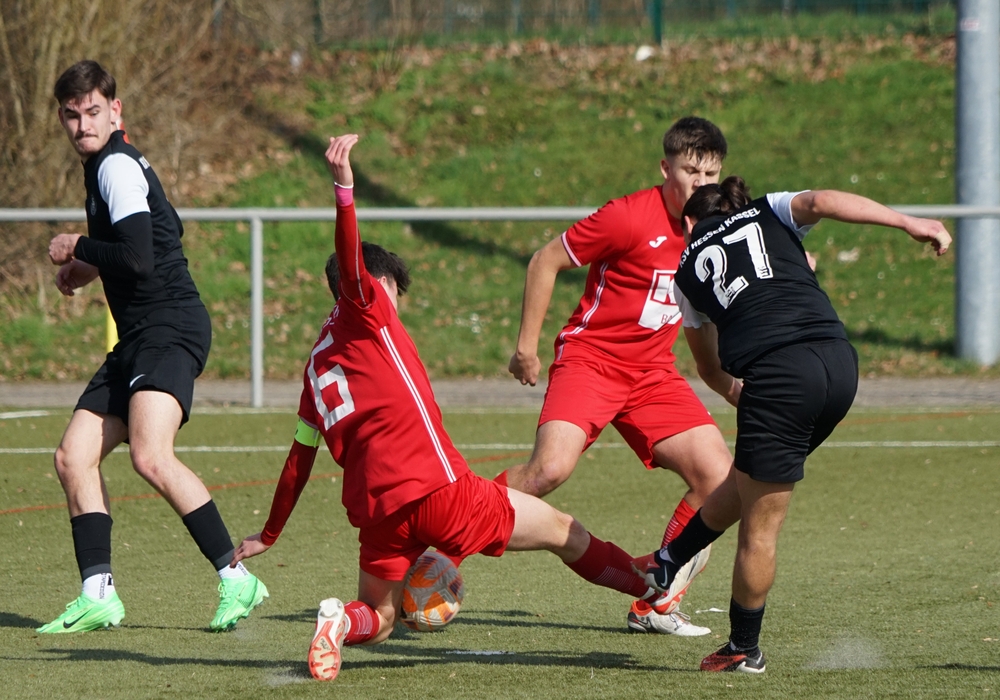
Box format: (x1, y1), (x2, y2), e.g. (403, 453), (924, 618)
(700, 643), (766, 674)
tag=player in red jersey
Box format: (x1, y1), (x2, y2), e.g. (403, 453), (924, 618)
(231, 135), (674, 683)
(504, 117), (740, 636)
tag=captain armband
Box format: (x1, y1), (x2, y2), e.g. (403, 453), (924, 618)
(294, 419), (322, 448)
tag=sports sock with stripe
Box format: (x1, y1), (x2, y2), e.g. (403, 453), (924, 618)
(344, 601), (379, 645)
(565, 534), (651, 598)
(661, 498), (696, 548)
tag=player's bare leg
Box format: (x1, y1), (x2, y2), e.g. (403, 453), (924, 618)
(504, 488), (659, 603)
(651, 424), (732, 509)
(127, 390), (212, 514)
(625, 424), (732, 633)
(129, 389), (268, 631)
(39, 410), (130, 634)
(700, 472), (792, 674)
(54, 409), (127, 516)
(731, 472), (794, 610)
(504, 420), (587, 497)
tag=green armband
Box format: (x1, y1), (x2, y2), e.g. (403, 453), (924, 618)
(294, 419), (322, 447)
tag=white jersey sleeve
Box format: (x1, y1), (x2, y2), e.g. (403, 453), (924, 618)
(766, 191), (814, 240)
(98, 153), (151, 225)
(678, 287), (710, 329)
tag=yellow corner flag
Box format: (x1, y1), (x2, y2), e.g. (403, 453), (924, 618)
(106, 307), (118, 352)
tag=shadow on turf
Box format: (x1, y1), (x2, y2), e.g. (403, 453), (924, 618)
(18, 648), (305, 673)
(926, 663), (1000, 672)
(349, 643), (695, 674)
(0, 612), (43, 629)
(264, 607), (627, 635)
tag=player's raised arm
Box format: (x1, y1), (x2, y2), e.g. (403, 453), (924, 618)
(324, 134), (371, 304)
(231, 418), (322, 565)
(790, 190), (951, 256)
(509, 237), (575, 386)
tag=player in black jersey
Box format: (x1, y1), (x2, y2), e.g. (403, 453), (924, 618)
(633, 176), (951, 673)
(37, 60), (267, 634)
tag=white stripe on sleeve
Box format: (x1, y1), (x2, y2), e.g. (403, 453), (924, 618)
(766, 191), (814, 240)
(97, 153), (151, 225)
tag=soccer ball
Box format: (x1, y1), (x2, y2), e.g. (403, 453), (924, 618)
(399, 551), (464, 632)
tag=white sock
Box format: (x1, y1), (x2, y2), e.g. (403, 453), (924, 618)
(82, 573), (115, 600)
(218, 561), (250, 580)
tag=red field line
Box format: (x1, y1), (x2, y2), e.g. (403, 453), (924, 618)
(1, 450), (531, 517)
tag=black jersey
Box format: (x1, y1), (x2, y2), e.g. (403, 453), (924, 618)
(675, 194), (847, 377)
(75, 131), (203, 335)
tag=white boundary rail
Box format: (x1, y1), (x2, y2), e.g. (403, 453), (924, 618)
(3, 204), (999, 407)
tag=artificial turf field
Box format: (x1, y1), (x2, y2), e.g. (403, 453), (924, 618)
(1, 405), (998, 699)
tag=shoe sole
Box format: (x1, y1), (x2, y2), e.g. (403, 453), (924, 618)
(659, 544), (712, 614)
(309, 599), (346, 681)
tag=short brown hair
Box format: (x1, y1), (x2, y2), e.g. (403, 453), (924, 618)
(326, 242), (411, 300)
(662, 116), (727, 162)
(54, 60), (116, 105)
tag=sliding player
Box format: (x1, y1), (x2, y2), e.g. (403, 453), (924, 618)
(231, 134), (671, 682)
(505, 117), (739, 635)
(634, 177), (951, 672)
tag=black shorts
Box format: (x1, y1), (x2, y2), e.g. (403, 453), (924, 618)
(75, 305), (211, 427)
(734, 338), (858, 483)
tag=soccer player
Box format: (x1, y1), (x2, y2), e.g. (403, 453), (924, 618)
(633, 176), (951, 673)
(231, 134), (671, 682)
(37, 60), (267, 633)
(504, 117), (739, 635)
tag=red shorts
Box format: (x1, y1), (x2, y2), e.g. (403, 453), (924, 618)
(540, 353), (715, 469)
(357, 473), (516, 580)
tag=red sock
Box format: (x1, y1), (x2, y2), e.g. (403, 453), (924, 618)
(344, 601), (379, 646)
(662, 498), (696, 548)
(493, 470), (509, 488)
(565, 534), (651, 599)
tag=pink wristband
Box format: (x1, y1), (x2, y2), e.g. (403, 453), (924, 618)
(334, 183), (354, 207)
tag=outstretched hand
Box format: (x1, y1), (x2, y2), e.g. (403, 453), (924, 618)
(325, 134), (360, 187)
(904, 217), (951, 256)
(230, 532), (271, 567)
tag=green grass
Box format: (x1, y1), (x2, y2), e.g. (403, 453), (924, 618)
(2, 407), (999, 698)
(0, 26), (980, 380)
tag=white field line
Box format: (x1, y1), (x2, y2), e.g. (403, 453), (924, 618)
(3, 441), (1000, 455)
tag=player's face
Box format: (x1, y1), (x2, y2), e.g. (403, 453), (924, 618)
(377, 276), (400, 311)
(660, 152), (722, 219)
(58, 90), (121, 160)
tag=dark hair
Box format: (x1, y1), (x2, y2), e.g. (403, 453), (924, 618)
(682, 176), (752, 225)
(662, 116), (727, 162)
(326, 241), (411, 300)
(54, 60), (116, 105)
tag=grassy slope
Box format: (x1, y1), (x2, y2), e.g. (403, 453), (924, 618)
(2, 408), (999, 697)
(0, 25), (976, 380)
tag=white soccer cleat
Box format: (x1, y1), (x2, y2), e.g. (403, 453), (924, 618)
(309, 598), (348, 681)
(632, 544), (712, 612)
(627, 602), (711, 636)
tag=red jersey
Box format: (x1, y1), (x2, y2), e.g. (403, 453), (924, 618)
(556, 186), (686, 367)
(295, 201), (469, 528)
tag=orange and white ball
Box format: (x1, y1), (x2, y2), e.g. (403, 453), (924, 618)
(399, 551), (464, 632)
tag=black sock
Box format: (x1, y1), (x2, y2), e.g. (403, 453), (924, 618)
(71, 512), (113, 581)
(665, 510), (724, 568)
(729, 598), (766, 652)
(181, 501), (235, 571)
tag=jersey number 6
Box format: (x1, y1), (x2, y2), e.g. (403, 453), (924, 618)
(308, 333), (357, 430)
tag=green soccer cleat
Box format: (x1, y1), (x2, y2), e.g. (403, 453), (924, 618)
(36, 592), (125, 634)
(211, 574), (269, 631)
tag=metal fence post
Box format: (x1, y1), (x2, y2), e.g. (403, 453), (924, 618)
(955, 0), (1000, 365)
(250, 216), (264, 407)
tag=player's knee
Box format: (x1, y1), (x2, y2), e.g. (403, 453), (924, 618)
(53, 444), (94, 482)
(525, 457), (573, 497)
(129, 447), (169, 484)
